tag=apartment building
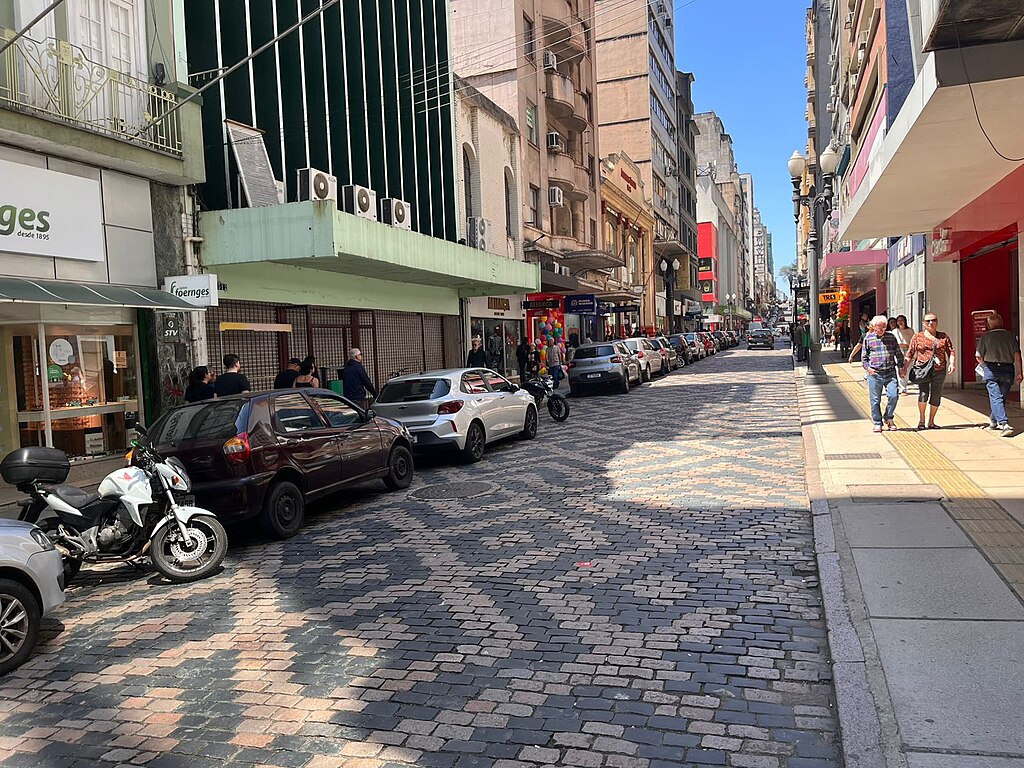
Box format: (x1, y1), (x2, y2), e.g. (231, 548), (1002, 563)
(696, 175), (742, 328)
(675, 70), (701, 316)
(752, 208), (775, 314)
(450, 0), (613, 295)
(0, 0), (206, 463)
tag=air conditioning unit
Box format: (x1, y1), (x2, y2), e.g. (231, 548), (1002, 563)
(857, 47), (867, 67)
(380, 198), (412, 229)
(547, 131), (566, 153)
(549, 186), (564, 207)
(826, 102), (835, 113)
(542, 51), (557, 70)
(845, 11), (854, 28)
(467, 216), (490, 251)
(340, 184), (377, 220)
(298, 167), (338, 202)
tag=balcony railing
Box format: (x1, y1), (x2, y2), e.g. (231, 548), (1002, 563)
(0, 30), (182, 156)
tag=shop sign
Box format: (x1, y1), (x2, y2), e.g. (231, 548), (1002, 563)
(163, 274), (219, 307)
(486, 297), (511, 312)
(564, 294), (597, 314)
(522, 299), (560, 310)
(972, 309), (995, 340)
(609, 304), (640, 314)
(160, 313), (183, 342)
(819, 291), (841, 303)
(0, 158), (104, 262)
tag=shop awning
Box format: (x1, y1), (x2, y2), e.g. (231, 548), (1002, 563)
(819, 248), (888, 279)
(0, 278), (203, 310)
(556, 248), (625, 271)
(597, 289), (641, 302)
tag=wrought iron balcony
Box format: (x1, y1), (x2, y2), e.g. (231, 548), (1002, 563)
(0, 30), (182, 156)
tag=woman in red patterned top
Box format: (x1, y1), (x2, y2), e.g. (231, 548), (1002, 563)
(901, 313), (956, 430)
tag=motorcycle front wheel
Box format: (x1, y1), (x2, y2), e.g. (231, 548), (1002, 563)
(547, 394), (570, 422)
(150, 515), (228, 584)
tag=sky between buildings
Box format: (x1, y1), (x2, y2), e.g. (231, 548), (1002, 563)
(676, 0), (809, 283)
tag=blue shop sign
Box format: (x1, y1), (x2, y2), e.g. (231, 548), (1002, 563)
(610, 304), (641, 314)
(565, 294), (597, 314)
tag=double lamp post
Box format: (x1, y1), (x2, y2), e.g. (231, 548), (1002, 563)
(787, 144), (839, 384)
(659, 257), (681, 334)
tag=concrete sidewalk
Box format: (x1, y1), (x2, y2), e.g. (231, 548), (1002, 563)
(797, 352), (1024, 768)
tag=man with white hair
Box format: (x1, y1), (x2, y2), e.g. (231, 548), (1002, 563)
(861, 315), (905, 432)
(342, 347), (377, 410)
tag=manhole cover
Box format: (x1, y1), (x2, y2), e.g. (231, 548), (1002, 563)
(825, 453), (883, 460)
(410, 481), (497, 500)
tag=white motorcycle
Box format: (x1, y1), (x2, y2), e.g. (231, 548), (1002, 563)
(2, 427), (227, 584)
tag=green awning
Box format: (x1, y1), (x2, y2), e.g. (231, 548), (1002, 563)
(0, 278), (202, 310)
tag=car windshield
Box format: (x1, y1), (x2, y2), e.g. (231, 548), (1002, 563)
(753, 329), (772, 336)
(573, 345), (616, 358)
(377, 378), (451, 403)
(684, 334), (696, 341)
(150, 401), (245, 444)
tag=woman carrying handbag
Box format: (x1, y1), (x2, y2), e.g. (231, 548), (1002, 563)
(901, 313), (956, 430)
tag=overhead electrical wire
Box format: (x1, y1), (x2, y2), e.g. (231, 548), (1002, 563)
(0, 0), (69, 57)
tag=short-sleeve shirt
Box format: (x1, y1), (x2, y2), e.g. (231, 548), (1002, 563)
(907, 332), (954, 368)
(214, 371), (251, 397)
(976, 328), (1021, 364)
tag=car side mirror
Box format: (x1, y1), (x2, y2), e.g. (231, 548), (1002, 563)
(365, 408), (376, 420)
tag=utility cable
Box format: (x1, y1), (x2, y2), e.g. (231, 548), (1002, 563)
(0, 0), (68, 57)
(953, 18), (1024, 163)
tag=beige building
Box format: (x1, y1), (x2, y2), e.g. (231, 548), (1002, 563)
(450, 0), (611, 289)
(599, 153), (656, 335)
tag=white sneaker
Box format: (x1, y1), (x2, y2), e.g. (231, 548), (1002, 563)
(1000, 423), (1014, 436)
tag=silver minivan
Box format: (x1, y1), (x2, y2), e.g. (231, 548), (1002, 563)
(568, 342), (642, 395)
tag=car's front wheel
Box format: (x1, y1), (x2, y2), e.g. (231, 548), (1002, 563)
(383, 444), (414, 489)
(261, 481), (305, 539)
(0, 579), (41, 676)
(461, 422), (486, 463)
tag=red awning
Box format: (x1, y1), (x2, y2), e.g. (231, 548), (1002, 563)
(819, 248), (888, 279)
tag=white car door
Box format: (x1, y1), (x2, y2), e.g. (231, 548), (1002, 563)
(461, 370), (502, 439)
(484, 370), (527, 435)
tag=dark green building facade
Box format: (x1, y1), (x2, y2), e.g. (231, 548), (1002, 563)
(185, 0), (457, 240)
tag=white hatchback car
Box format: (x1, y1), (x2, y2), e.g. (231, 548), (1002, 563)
(620, 337), (666, 381)
(372, 368), (537, 462)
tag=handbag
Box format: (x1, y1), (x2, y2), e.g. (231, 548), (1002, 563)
(909, 338), (939, 384)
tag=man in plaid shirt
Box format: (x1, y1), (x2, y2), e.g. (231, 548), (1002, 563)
(861, 315), (905, 432)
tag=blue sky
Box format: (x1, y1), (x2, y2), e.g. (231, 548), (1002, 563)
(675, 0), (809, 280)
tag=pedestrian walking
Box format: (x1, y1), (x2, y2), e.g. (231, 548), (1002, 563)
(342, 348), (377, 410)
(214, 354), (251, 397)
(546, 337), (564, 389)
(848, 311), (871, 364)
(184, 366), (215, 403)
(467, 336), (488, 367)
(274, 358), (302, 389)
(975, 312), (1022, 435)
(839, 321), (852, 359)
(901, 313), (956, 430)
(293, 360), (320, 388)
(487, 325), (505, 370)
(892, 315), (914, 393)
(527, 341), (542, 378)
(861, 315), (904, 432)
(516, 338), (531, 381)
(798, 322), (811, 362)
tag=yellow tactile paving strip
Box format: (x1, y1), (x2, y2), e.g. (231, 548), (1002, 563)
(825, 363), (1024, 598)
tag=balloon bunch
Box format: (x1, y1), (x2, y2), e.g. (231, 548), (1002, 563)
(536, 314), (567, 374)
(836, 288), (851, 324)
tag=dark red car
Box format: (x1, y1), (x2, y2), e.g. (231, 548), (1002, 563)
(146, 389), (414, 538)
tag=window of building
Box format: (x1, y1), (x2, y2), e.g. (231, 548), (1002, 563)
(527, 185), (540, 225)
(463, 146), (475, 219)
(524, 15), (536, 62)
(588, 153), (595, 188)
(590, 219), (597, 248)
(526, 101), (538, 145)
(584, 91), (592, 124)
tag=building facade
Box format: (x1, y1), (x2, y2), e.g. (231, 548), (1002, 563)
(696, 175), (743, 329)
(456, 77), (529, 378)
(752, 208), (775, 315)
(675, 70), (701, 316)
(185, 0), (538, 392)
(0, 0), (204, 462)
(450, 0), (608, 291)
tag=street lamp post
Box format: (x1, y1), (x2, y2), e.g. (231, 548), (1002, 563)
(659, 257), (681, 335)
(788, 146), (839, 384)
(725, 293), (737, 331)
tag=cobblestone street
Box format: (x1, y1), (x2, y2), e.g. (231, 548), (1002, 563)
(0, 347), (841, 768)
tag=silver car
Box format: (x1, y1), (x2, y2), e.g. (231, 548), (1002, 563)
(0, 519), (65, 674)
(620, 337), (665, 381)
(372, 368), (537, 463)
(567, 342), (642, 395)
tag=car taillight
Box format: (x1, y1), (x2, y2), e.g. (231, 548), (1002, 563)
(609, 355), (622, 363)
(438, 400), (464, 415)
(223, 432), (251, 464)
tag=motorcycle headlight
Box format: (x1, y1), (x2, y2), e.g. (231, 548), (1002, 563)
(30, 528), (55, 552)
(166, 457), (192, 493)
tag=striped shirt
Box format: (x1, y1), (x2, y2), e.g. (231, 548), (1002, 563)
(861, 331), (904, 372)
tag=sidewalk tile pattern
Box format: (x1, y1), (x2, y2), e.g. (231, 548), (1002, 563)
(0, 350), (840, 768)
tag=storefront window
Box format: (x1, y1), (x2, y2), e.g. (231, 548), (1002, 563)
(470, 318), (524, 378)
(10, 324), (138, 458)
